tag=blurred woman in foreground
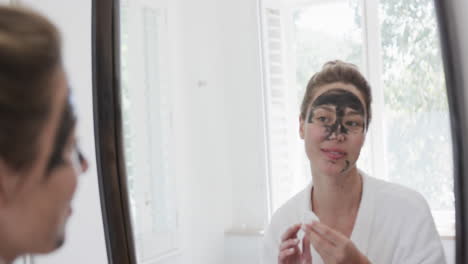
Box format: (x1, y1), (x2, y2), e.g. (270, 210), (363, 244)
(0, 6), (88, 263)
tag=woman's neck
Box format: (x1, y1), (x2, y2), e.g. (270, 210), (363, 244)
(311, 166), (363, 234)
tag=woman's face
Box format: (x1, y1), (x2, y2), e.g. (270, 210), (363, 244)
(0, 67), (88, 258)
(300, 82), (367, 176)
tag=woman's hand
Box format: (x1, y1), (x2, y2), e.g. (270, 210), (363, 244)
(303, 221), (370, 264)
(278, 223), (312, 264)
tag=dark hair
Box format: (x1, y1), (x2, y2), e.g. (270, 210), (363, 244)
(300, 60), (372, 127)
(0, 6), (62, 171)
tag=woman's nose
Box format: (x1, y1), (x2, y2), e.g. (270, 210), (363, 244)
(327, 124), (346, 142)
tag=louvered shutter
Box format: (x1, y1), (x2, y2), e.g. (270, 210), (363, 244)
(260, 0), (295, 212)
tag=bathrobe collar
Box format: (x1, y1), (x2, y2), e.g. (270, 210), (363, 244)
(304, 171), (375, 255)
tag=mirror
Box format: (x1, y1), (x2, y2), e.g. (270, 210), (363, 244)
(114, 0), (456, 263)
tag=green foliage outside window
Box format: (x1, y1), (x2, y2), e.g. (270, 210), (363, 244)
(380, 0), (453, 211)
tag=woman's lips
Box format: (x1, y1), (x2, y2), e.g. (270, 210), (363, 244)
(321, 148), (347, 160)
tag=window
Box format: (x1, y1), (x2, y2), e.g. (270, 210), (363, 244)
(261, 0), (454, 236)
(379, 0), (454, 235)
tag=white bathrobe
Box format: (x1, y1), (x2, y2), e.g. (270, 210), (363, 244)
(262, 173), (446, 264)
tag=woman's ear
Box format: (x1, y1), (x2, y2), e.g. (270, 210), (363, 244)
(299, 115), (305, 139)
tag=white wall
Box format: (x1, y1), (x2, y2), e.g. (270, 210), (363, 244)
(155, 0), (269, 263)
(220, 0), (270, 232)
(167, 0), (231, 263)
(172, 0), (272, 261)
(16, 1), (108, 263)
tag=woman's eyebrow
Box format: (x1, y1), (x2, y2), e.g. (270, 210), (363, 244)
(345, 110), (365, 116)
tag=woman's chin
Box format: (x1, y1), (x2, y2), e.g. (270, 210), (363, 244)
(32, 235), (66, 254)
(319, 160), (351, 176)
(30, 225), (67, 254)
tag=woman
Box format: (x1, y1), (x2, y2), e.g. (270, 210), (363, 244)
(0, 6), (88, 263)
(262, 61), (445, 263)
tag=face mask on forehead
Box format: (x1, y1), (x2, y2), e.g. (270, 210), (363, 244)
(307, 89), (366, 139)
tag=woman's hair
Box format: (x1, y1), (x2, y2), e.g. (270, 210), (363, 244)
(0, 6), (62, 171)
(300, 60), (372, 127)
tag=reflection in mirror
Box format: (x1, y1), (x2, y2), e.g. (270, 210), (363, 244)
(119, 0), (177, 262)
(118, 0), (455, 263)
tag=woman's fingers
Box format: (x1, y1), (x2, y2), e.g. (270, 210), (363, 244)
(303, 221), (367, 264)
(278, 224), (303, 263)
(304, 221), (344, 246)
(301, 233), (312, 264)
(278, 246), (298, 261)
(280, 238), (300, 251)
(308, 227), (335, 258)
(281, 223), (302, 241)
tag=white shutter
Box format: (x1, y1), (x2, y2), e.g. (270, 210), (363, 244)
(260, 0), (295, 212)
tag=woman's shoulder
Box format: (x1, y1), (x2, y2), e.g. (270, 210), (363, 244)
(365, 174), (431, 216)
(362, 175), (444, 263)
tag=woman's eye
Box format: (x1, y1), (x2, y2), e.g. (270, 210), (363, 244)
(317, 116), (329, 123)
(345, 121), (361, 127)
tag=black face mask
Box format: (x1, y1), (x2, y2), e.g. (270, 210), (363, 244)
(308, 89), (365, 140)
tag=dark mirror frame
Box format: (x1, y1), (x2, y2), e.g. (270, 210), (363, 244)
(435, 1), (468, 263)
(92, 0), (467, 263)
(92, 0), (136, 263)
